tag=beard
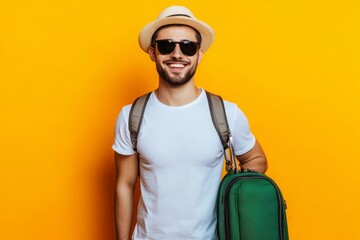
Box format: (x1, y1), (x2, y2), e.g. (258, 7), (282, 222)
(156, 61), (198, 87)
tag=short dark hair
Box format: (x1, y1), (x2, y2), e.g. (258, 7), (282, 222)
(151, 24), (202, 46)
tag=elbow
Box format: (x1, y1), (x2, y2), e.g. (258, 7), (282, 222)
(239, 155), (268, 174)
(252, 155), (268, 174)
(261, 156), (268, 174)
(115, 179), (137, 196)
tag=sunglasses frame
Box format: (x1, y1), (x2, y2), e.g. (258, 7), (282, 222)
(152, 39), (200, 57)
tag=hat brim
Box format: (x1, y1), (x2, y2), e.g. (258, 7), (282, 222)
(138, 16), (214, 53)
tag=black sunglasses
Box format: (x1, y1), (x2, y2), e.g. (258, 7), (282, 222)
(153, 39), (200, 56)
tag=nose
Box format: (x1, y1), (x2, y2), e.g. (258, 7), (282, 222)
(170, 44), (183, 58)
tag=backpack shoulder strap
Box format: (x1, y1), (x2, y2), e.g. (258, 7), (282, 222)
(128, 92), (151, 151)
(206, 91), (237, 172)
(205, 91), (230, 149)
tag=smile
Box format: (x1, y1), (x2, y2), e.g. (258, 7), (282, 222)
(165, 61), (189, 69)
(168, 63), (186, 68)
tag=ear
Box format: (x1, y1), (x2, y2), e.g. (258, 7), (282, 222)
(197, 49), (204, 64)
(149, 47), (156, 62)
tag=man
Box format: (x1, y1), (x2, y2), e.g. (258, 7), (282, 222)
(113, 6), (267, 240)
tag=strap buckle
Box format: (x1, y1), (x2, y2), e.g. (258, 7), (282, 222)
(224, 131), (239, 173)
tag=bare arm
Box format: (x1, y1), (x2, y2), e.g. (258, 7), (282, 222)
(236, 140), (268, 173)
(114, 152), (138, 240)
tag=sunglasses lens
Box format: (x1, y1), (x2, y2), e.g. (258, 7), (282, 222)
(155, 40), (199, 56)
(179, 41), (198, 56)
(157, 40), (176, 55)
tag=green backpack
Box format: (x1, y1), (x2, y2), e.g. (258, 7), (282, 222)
(217, 170), (289, 240)
(129, 90), (289, 240)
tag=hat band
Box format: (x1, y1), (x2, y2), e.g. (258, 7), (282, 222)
(166, 14), (191, 18)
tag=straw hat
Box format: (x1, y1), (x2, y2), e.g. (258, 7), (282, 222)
(138, 6), (214, 53)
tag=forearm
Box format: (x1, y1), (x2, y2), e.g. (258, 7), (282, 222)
(115, 185), (135, 240)
(114, 153), (139, 240)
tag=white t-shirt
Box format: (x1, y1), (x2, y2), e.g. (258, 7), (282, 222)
(112, 89), (256, 240)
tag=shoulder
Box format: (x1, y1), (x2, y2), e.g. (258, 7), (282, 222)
(223, 99), (243, 117)
(117, 104), (132, 119)
(223, 99), (238, 111)
(116, 91), (154, 123)
(121, 104), (132, 115)
(222, 98), (250, 125)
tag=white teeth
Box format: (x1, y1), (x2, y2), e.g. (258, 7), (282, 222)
(169, 64), (185, 68)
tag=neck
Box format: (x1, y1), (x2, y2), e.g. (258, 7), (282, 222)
(156, 80), (201, 106)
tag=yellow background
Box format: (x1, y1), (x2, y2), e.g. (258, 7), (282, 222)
(1, 0), (359, 239)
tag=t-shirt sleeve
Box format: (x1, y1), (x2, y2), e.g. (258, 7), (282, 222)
(226, 103), (256, 155)
(112, 105), (137, 155)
